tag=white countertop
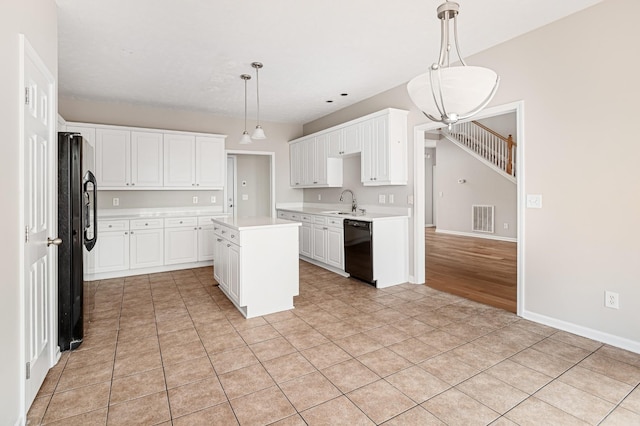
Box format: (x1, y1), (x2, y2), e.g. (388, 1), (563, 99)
(277, 206), (408, 222)
(98, 208), (228, 220)
(212, 216), (301, 230)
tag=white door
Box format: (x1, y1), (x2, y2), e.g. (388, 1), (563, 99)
(226, 155), (237, 218)
(22, 36), (57, 409)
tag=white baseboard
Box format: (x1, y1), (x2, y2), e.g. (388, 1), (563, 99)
(85, 261), (214, 281)
(299, 256), (349, 277)
(522, 309), (640, 355)
(435, 228), (517, 243)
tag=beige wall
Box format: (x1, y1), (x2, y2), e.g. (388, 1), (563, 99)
(236, 154), (271, 217)
(0, 0), (58, 422)
(59, 98), (304, 208)
(436, 138), (517, 239)
(304, 0), (640, 349)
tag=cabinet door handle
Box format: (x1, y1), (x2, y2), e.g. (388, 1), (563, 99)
(130, 231), (134, 234)
(196, 183), (200, 186)
(126, 183), (130, 186)
(323, 227), (328, 230)
(227, 244), (231, 247)
(222, 230), (226, 234)
(217, 238), (222, 242)
(124, 232), (128, 235)
(198, 227), (202, 230)
(230, 235), (235, 238)
(108, 225), (113, 228)
(179, 221), (183, 224)
(131, 182), (135, 186)
(192, 183), (195, 186)
(214, 227), (219, 230)
(194, 227), (198, 230)
(145, 223), (148, 226)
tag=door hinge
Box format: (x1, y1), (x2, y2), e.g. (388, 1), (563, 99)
(26, 362), (31, 380)
(25, 87), (30, 106)
(25, 226), (29, 243)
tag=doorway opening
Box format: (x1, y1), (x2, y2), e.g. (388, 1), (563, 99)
(225, 151), (276, 218)
(412, 101), (524, 314)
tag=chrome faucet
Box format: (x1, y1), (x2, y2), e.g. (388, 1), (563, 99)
(339, 189), (357, 213)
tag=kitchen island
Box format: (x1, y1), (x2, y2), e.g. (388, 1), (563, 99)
(212, 216), (301, 318)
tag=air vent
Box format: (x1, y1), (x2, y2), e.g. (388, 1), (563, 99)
(472, 205), (494, 233)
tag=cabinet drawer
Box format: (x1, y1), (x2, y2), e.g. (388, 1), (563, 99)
(130, 218), (163, 230)
(277, 211), (291, 220)
(289, 213), (301, 221)
(300, 214), (313, 223)
(313, 215), (327, 225)
(198, 215), (224, 226)
(98, 220), (129, 232)
(164, 217), (198, 228)
(327, 217), (344, 228)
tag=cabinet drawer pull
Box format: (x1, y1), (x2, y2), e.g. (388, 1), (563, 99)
(179, 221), (183, 224)
(126, 183), (130, 186)
(196, 183), (200, 186)
(198, 227), (202, 230)
(131, 182), (135, 186)
(230, 235), (235, 238)
(214, 227), (219, 230)
(145, 223), (148, 226)
(108, 225), (112, 228)
(130, 231), (134, 234)
(227, 244), (231, 247)
(217, 238), (222, 242)
(222, 230), (226, 234)
(124, 232), (128, 235)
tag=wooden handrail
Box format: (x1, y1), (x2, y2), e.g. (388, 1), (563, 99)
(471, 120), (516, 146)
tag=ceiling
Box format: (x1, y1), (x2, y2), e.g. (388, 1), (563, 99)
(57, 0), (602, 124)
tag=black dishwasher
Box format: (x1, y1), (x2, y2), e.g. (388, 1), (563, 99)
(344, 219), (375, 286)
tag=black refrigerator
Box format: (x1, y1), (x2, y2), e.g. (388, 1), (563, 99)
(57, 132), (97, 351)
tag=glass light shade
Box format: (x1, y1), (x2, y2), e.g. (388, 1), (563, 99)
(407, 66), (499, 122)
(252, 125), (266, 139)
(239, 131), (252, 145)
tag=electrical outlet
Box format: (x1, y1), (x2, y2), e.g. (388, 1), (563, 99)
(211, 196), (216, 203)
(192, 196), (198, 204)
(112, 198), (119, 206)
(242, 194), (249, 201)
(378, 194), (386, 204)
(439, 191), (443, 197)
(388, 194), (394, 204)
(605, 291), (620, 309)
(503, 223), (509, 230)
(407, 195), (414, 205)
(318, 194), (322, 201)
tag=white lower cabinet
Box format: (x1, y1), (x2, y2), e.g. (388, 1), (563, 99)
(94, 230), (130, 273)
(300, 222), (313, 258)
(88, 214), (225, 280)
(212, 218), (300, 318)
(326, 223), (344, 270)
(164, 217), (198, 265)
(278, 210), (345, 272)
(130, 228), (164, 269)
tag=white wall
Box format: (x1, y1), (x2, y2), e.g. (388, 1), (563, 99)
(0, 1), (58, 423)
(59, 98), (304, 208)
(303, 0), (640, 350)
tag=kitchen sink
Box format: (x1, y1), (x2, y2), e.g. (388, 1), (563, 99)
(322, 211), (352, 215)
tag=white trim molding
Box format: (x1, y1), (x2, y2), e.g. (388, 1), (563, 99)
(435, 228), (517, 243)
(523, 310), (640, 355)
(412, 101), (525, 317)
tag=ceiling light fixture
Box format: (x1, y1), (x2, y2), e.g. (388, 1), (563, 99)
(239, 74), (252, 145)
(251, 62), (266, 140)
(407, 1), (499, 128)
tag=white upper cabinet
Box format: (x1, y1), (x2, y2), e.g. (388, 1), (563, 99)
(164, 134), (196, 187)
(361, 109), (408, 186)
(69, 122), (227, 190)
(131, 131), (163, 187)
(164, 134), (225, 189)
(289, 108), (408, 188)
(288, 136), (342, 188)
(195, 136), (225, 188)
(96, 128), (131, 187)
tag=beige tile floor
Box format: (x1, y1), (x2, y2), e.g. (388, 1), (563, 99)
(28, 262), (640, 425)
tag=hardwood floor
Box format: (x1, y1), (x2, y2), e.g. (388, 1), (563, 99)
(425, 227), (517, 312)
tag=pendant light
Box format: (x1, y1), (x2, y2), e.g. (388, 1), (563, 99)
(239, 74), (252, 145)
(407, 1), (499, 128)
(251, 62), (266, 139)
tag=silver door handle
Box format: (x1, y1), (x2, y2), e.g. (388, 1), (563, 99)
(47, 237), (62, 246)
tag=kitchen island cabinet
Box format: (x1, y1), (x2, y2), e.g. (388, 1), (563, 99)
(212, 216), (300, 318)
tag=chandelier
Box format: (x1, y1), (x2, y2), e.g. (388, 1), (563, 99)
(407, 1), (499, 128)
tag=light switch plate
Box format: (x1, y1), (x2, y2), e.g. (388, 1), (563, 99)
(388, 194), (394, 204)
(242, 194), (249, 201)
(112, 197), (119, 206)
(211, 196), (216, 203)
(192, 196), (198, 204)
(526, 194), (543, 208)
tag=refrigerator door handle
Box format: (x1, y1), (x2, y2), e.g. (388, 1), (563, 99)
(83, 170), (98, 251)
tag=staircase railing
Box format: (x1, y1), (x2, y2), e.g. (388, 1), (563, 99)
(443, 121), (516, 178)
